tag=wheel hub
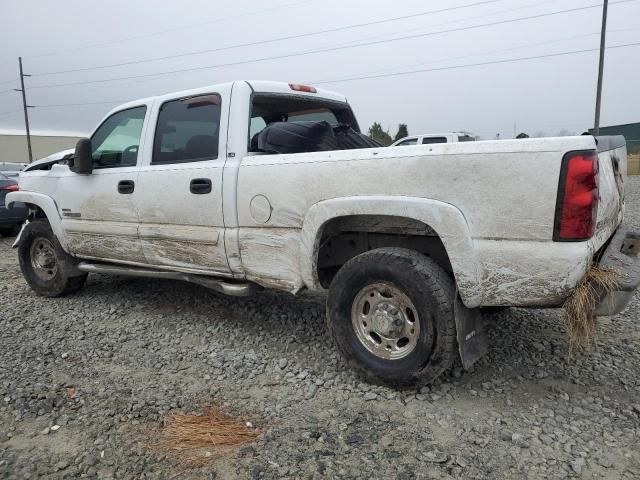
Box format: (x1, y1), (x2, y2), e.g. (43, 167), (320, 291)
(372, 304), (404, 337)
(30, 237), (58, 281)
(351, 282), (420, 360)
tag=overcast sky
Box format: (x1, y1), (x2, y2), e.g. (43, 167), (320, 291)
(0, 0), (638, 140)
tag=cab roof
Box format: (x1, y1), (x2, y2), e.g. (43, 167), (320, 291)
(111, 80), (347, 114)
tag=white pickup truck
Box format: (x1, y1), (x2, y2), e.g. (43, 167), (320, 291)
(7, 80), (640, 387)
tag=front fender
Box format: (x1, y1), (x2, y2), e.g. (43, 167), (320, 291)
(6, 191), (69, 251)
(299, 196), (483, 308)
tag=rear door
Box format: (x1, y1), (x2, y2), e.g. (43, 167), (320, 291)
(135, 87), (230, 274)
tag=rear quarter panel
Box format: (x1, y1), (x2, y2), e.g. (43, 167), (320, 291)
(236, 136), (601, 306)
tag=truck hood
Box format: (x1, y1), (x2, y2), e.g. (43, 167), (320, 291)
(24, 149), (74, 172)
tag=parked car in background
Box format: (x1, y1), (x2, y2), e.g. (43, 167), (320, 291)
(0, 173), (27, 236)
(392, 132), (476, 146)
(0, 162), (28, 177)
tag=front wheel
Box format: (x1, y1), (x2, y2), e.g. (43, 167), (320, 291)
(326, 247), (458, 387)
(18, 220), (87, 297)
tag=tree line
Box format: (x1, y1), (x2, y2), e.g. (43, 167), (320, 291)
(367, 122), (578, 143)
(367, 123), (408, 146)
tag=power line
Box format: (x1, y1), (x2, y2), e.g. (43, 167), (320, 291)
(22, 41), (640, 112)
(25, 31), (622, 109)
(34, 100), (129, 108)
(31, 0), (501, 76)
(19, 0), (316, 62)
(310, 26), (640, 84)
(24, 0), (561, 98)
(310, 0), (562, 56)
(27, 0), (637, 91)
(0, 109), (21, 117)
(0, 78), (19, 87)
(313, 41), (640, 85)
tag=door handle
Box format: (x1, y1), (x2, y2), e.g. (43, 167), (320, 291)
(118, 180), (135, 194)
(190, 178), (212, 194)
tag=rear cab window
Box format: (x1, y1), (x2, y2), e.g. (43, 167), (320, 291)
(248, 93), (359, 152)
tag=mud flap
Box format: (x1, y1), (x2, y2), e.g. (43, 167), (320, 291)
(11, 220), (28, 248)
(454, 296), (488, 370)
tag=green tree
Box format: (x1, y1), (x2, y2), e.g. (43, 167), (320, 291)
(394, 124), (409, 142)
(367, 122), (393, 146)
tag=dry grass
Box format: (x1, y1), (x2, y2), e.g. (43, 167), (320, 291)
(147, 405), (260, 464)
(563, 266), (620, 357)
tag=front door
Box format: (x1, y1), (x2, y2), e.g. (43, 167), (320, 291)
(135, 90), (229, 275)
(58, 105), (148, 264)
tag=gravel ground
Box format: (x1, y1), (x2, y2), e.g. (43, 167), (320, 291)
(1, 178), (639, 480)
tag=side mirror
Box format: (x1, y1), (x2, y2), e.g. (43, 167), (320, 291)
(70, 138), (93, 174)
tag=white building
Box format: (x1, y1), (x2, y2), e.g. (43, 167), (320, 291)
(0, 129), (86, 163)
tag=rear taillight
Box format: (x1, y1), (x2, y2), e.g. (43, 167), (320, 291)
(0, 184), (19, 192)
(553, 150), (599, 241)
(289, 83), (317, 93)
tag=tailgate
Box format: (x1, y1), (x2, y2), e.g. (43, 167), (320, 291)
(591, 135), (627, 249)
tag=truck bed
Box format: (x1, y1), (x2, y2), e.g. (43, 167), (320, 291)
(236, 135), (626, 307)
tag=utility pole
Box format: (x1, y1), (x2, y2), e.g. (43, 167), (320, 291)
(593, 0), (608, 136)
(14, 57), (34, 163)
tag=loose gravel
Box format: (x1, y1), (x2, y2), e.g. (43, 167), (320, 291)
(1, 178), (639, 479)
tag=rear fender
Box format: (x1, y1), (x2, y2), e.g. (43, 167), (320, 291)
(300, 196), (483, 307)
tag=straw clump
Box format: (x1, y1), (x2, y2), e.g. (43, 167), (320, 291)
(563, 265), (620, 357)
(149, 406), (260, 464)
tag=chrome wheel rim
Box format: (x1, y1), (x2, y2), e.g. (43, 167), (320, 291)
(351, 282), (420, 360)
(30, 238), (57, 281)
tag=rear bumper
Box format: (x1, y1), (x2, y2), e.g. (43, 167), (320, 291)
(594, 225), (640, 316)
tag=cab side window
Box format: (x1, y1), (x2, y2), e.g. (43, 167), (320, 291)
(152, 94), (221, 165)
(90, 106), (147, 169)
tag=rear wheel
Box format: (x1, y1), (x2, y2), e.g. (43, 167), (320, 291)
(18, 220), (87, 297)
(480, 306), (510, 315)
(326, 247), (458, 387)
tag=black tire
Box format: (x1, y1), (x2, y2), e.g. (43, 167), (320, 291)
(480, 306), (510, 315)
(18, 220), (87, 297)
(327, 247), (458, 387)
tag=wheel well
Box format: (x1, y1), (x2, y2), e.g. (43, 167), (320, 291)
(25, 204), (47, 220)
(316, 215), (453, 288)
